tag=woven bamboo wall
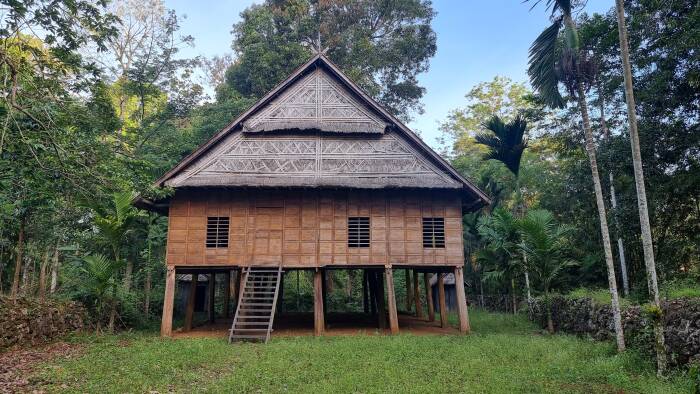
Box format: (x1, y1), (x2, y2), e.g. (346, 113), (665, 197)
(166, 189), (464, 268)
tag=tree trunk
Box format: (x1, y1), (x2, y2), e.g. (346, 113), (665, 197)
(405, 269), (412, 312)
(609, 172), (630, 296)
(511, 278), (517, 315)
(524, 269), (532, 304)
(123, 260), (133, 292)
(50, 244), (59, 294)
(346, 270), (353, 299)
(599, 84), (630, 297)
(144, 268), (151, 318)
(614, 0), (665, 374)
(11, 216), (25, 301)
(326, 270), (333, 293)
(38, 250), (49, 301)
(575, 81), (626, 353)
(21, 253), (32, 296)
(479, 278), (484, 308)
(545, 289), (554, 334)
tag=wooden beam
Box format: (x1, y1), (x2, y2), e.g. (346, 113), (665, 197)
(404, 269), (412, 312)
(424, 273), (435, 322)
(413, 269), (423, 318)
(313, 269), (325, 336)
(223, 271), (231, 319)
(385, 267), (399, 334)
(160, 266), (176, 337)
(184, 273), (198, 331)
(207, 273), (215, 323)
(454, 266), (471, 334)
(438, 273), (448, 328)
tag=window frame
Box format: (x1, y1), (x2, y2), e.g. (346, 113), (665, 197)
(347, 216), (371, 248)
(205, 216), (230, 248)
(422, 217), (445, 248)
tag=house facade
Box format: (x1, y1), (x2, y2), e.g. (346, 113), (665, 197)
(137, 54), (489, 339)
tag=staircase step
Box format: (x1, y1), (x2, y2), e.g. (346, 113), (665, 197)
(235, 321), (270, 326)
(239, 308), (273, 312)
(232, 327), (268, 332)
(230, 334), (266, 339)
(241, 302), (274, 306)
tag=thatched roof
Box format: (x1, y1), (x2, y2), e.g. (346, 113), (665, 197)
(136, 54), (490, 212)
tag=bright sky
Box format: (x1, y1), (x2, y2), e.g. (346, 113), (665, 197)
(165, 0), (614, 148)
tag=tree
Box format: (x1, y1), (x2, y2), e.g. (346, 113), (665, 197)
(475, 115), (533, 302)
(221, 0), (437, 120)
(527, 0), (625, 351)
(79, 254), (123, 333)
(478, 208), (522, 314)
(517, 209), (576, 333)
(613, 0), (666, 375)
(86, 191), (139, 332)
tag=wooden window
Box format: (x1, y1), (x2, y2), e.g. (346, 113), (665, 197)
(348, 217), (370, 248)
(422, 217), (445, 248)
(206, 217), (229, 248)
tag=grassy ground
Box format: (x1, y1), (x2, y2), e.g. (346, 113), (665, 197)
(32, 310), (692, 393)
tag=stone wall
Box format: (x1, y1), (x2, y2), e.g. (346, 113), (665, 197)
(0, 297), (86, 350)
(528, 296), (700, 368)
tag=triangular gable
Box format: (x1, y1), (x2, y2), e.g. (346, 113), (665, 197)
(152, 54), (490, 206)
(243, 68), (387, 134)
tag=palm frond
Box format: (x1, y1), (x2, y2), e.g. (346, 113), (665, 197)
(528, 20), (565, 109)
(476, 115), (529, 176)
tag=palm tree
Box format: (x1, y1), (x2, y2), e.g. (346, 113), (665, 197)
(517, 209), (577, 333)
(80, 254), (123, 333)
(478, 208), (522, 314)
(475, 115), (533, 303)
(86, 191), (138, 332)
(526, 0), (625, 351)
(613, 0), (666, 375)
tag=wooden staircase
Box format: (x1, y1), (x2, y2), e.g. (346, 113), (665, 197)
(228, 267), (283, 343)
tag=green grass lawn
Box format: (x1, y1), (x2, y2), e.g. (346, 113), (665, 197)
(32, 310), (692, 393)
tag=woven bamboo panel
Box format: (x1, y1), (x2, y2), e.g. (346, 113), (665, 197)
(166, 189), (464, 268)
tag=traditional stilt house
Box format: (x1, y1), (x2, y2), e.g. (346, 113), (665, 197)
(136, 54), (489, 341)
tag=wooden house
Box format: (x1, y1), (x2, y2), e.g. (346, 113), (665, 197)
(136, 54), (489, 341)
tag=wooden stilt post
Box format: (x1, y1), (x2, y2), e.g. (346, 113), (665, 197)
(404, 269), (412, 312)
(413, 269), (423, 318)
(208, 272), (215, 323)
(425, 273), (435, 322)
(362, 270), (369, 314)
(385, 266), (399, 334)
(223, 271), (231, 319)
(314, 269), (325, 336)
(438, 273), (448, 328)
(160, 266), (176, 337)
(454, 266), (471, 334)
(184, 273), (198, 331)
